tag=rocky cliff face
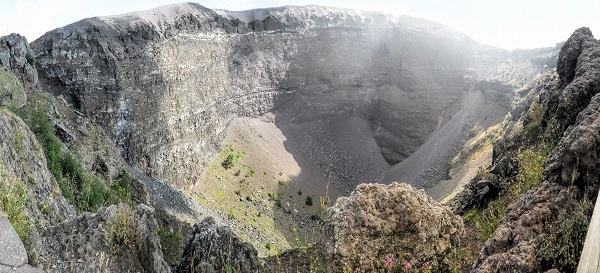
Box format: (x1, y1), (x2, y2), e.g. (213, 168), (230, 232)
(31, 3), (553, 190)
(470, 27), (600, 272)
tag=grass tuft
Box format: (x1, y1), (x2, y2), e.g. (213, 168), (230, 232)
(105, 205), (138, 253)
(0, 162), (30, 240)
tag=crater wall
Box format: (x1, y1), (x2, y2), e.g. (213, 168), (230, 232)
(31, 3), (555, 188)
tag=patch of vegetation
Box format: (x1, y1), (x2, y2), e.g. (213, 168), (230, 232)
(111, 169), (132, 204)
(464, 198), (506, 241)
(157, 227), (182, 265)
(305, 195), (313, 206)
(514, 147), (547, 195)
(222, 152), (236, 169)
(535, 197), (591, 272)
(227, 208), (236, 219)
(268, 192), (282, 208)
(25, 52), (35, 66)
(11, 102), (130, 212)
(216, 191), (224, 199)
(0, 70), (22, 106)
(234, 189), (241, 196)
(222, 147), (244, 169)
(523, 103), (543, 139)
(105, 205), (139, 254)
(0, 162), (30, 240)
(278, 180), (285, 186)
(246, 195), (253, 202)
(265, 242), (272, 251)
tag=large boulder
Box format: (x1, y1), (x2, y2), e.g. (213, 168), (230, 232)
(319, 182), (463, 272)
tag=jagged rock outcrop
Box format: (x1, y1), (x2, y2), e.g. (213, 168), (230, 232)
(0, 34), (37, 108)
(319, 182), (463, 272)
(30, 3), (553, 190)
(178, 217), (263, 273)
(544, 93), (600, 193)
(39, 204), (170, 273)
(472, 27), (600, 273)
(0, 33), (38, 88)
(548, 27), (600, 128)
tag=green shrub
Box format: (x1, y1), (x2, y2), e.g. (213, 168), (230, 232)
(305, 196), (313, 206)
(111, 169), (132, 203)
(25, 52), (35, 66)
(222, 152), (236, 169)
(157, 227), (182, 265)
(227, 208), (235, 219)
(265, 242), (272, 251)
(536, 199), (591, 272)
(515, 147), (547, 194)
(523, 103), (543, 139)
(464, 199), (506, 241)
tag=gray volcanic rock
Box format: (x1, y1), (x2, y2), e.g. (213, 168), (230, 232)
(0, 213), (45, 273)
(472, 27), (600, 273)
(556, 27), (594, 85)
(472, 181), (572, 273)
(544, 92), (600, 191)
(0, 34), (37, 107)
(547, 27), (600, 127)
(30, 3), (547, 189)
(0, 33), (38, 89)
(39, 204), (170, 273)
(319, 182), (463, 272)
(178, 217), (263, 273)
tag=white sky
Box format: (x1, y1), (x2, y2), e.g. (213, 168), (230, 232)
(1, 0), (599, 50)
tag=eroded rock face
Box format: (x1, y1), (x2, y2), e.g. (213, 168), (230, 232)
(0, 34), (37, 107)
(472, 181), (571, 273)
(544, 92), (600, 191)
(556, 27), (594, 85)
(0, 33), (38, 88)
(178, 217), (263, 273)
(39, 204), (169, 273)
(319, 182), (463, 272)
(30, 3), (549, 189)
(472, 27), (600, 273)
(552, 27), (600, 126)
